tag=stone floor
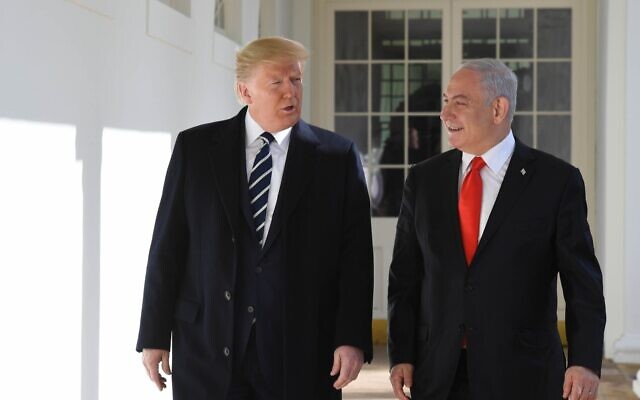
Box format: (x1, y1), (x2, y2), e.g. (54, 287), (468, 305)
(343, 346), (639, 399)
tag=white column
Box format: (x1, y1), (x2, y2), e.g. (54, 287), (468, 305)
(598, 0), (627, 360)
(612, 0), (640, 365)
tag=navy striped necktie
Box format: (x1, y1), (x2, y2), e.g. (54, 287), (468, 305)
(249, 132), (275, 246)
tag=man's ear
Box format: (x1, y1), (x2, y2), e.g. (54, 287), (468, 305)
(492, 96), (509, 124)
(238, 82), (252, 105)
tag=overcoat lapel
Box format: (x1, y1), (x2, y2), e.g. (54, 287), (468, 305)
(207, 108), (254, 242)
(474, 139), (536, 260)
(261, 120), (319, 254)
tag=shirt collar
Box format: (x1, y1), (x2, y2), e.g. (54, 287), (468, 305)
(461, 131), (515, 174)
(245, 109), (293, 148)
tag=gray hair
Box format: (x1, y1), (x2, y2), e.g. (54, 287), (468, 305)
(457, 59), (518, 123)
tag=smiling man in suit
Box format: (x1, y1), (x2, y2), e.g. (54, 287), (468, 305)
(136, 36), (373, 400)
(387, 59), (605, 400)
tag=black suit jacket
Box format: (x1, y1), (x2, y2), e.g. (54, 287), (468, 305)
(388, 139), (605, 400)
(137, 108), (373, 399)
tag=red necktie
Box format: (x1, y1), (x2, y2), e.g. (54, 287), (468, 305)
(458, 157), (486, 266)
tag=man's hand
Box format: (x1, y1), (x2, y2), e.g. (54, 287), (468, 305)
(389, 363), (414, 400)
(563, 366), (599, 400)
(142, 348), (171, 391)
(330, 345), (364, 389)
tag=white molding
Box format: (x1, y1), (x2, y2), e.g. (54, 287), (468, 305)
(66, 0), (114, 18)
(213, 32), (239, 70)
(241, 0), (260, 43)
(147, 0), (194, 53)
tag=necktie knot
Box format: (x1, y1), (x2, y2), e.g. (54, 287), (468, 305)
(470, 156), (486, 172)
(259, 132), (275, 146)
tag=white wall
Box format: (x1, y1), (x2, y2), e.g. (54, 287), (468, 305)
(0, 0), (257, 398)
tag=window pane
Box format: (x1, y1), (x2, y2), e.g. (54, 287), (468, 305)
(408, 10), (442, 60)
(335, 11), (368, 60)
(463, 9), (497, 59)
(505, 61), (533, 111)
(372, 11), (405, 60)
(408, 117), (441, 163)
(373, 116), (404, 165)
(512, 115), (533, 146)
(372, 64), (405, 112)
(537, 62), (571, 111)
(408, 63), (441, 112)
(537, 115), (571, 162)
(372, 168), (404, 217)
(538, 9), (571, 58)
(159, 0), (191, 17)
(335, 116), (368, 156)
(499, 9), (533, 58)
(335, 64), (368, 112)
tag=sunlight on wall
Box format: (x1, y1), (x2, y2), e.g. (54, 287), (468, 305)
(0, 118), (83, 399)
(99, 128), (172, 400)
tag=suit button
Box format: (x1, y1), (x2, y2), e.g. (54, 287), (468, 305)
(231, 236), (235, 244)
(223, 347), (230, 357)
(464, 283), (473, 293)
(256, 266), (262, 274)
(247, 306), (254, 313)
(224, 291), (232, 301)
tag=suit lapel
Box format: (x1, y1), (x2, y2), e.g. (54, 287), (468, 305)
(474, 139), (536, 260)
(207, 108), (254, 241)
(261, 120), (319, 254)
(442, 150), (468, 269)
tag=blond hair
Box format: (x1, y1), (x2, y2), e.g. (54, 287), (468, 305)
(235, 36), (309, 102)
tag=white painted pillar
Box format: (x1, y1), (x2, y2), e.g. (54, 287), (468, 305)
(612, 0), (640, 365)
(598, 0), (627, 361)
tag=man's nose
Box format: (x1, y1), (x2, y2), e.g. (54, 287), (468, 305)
(440, 104), (449, 121)
(282, 80), (296, 97)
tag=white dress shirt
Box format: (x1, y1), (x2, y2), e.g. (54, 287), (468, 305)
(245, 111), (292, 245)
(459, 131), (515, 240)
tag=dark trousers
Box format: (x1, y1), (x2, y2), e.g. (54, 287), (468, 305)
(226, 329), (282, 400)
(447, 350), (470, 400)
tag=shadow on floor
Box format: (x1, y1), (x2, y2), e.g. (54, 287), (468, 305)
(342, 345), (639, 400)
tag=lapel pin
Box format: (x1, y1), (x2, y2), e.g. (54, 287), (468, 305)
(520, 168), (526, 176)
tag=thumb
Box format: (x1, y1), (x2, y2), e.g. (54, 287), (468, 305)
(404, 367), (413, 388)
(330, 351), (341, 376)
(161, 351), (172, 375)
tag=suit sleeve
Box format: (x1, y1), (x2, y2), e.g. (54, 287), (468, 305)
(556, 167), (606, 375)
(387, 167), (423, 367)
(333, 142), (374, 362)
(136, 132), (189, 352)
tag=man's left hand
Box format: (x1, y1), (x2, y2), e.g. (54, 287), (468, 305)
(330, 345), (364, 390)
(563, 366), (600, 400)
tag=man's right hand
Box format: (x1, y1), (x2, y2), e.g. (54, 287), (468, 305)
(142, 348), (171, 391)
(389, 363), (414, 400)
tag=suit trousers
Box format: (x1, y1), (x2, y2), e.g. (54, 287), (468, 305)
(226, 328), (282, 400)
(447, 350), (470, 400)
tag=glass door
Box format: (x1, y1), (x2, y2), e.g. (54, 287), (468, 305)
(314, 0), (595, 334)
